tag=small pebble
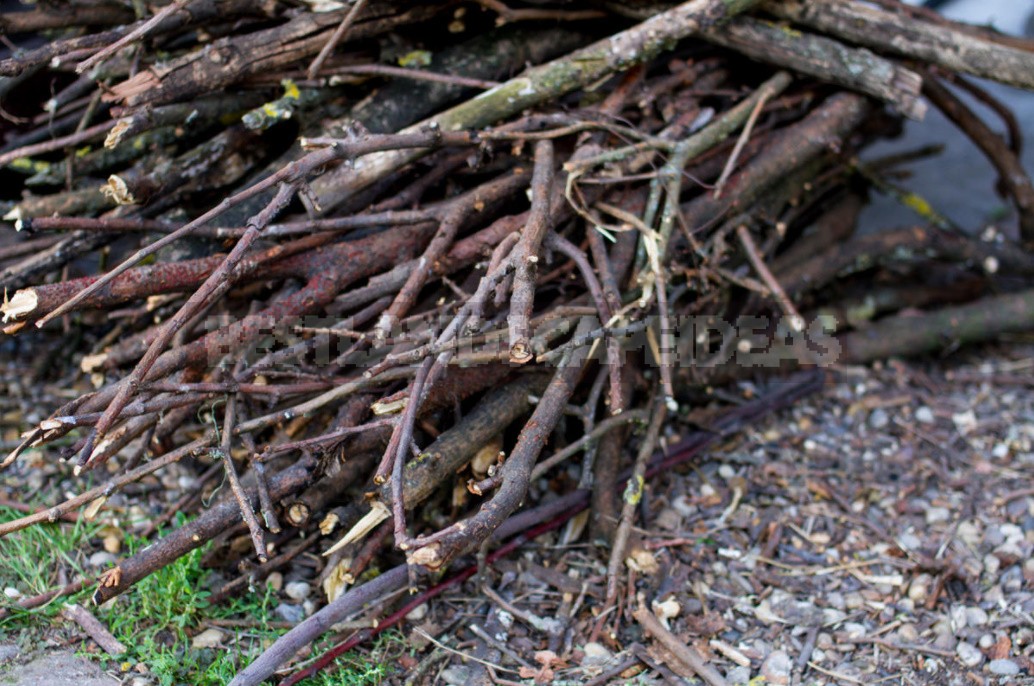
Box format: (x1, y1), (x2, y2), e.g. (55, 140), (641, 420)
(1000, 523), (1024, 543)
(896, 625), (919, 642)
(88, 551), (118, 567)
(898, 532), (922, 551)
(952, 410), (977, 435)
(405, 603), (428, 621)
(1005, 499), (1029, 520)
(725, 665), (751, 685)
(925, 506), (951, 525)
(822, 608), (847, 625)
(441, 666), (471, 685)
(869, 408), (889, 429)
(671, 495), (697, 518)
(842, 622), (867, 638)
(191, 628), (225, 649)
(956, 641), (983, 667)
(0, 644), (19, 662)
(844, 592), (865, 610)
(957, 520), (981, 547)
(989, 659), (1020, 676)
(985, 527), (1006, 547)
(979, 633), (995, 649)
(950, 605), (968, 633)
(909, 575), (934, 600)
(1002, 566), (1024, 593)
(655, 507), (681, 531)
(284, 580), (311, 601)
(760, 650), (792, 685)
(102, 534), (121, 554)
(275, 603), (305, 624)
(965, 607), (989, 627)
(933, 632), (957, 652)
(583, 641), (612, 666)
(915, 406), (935, 424)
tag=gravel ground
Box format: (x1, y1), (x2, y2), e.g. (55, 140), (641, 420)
(401, 341), (1034, 685)
(1, 345), (1032, 685)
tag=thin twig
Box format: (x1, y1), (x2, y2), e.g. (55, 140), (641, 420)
(713, 80), (772, 197)
(633, 603), (729, 686)
(75, 0), (192, 74)
(61, 603), (126, 656)
(322, 63), (500, 90)
(736, 222), (805, 332)
(216, 397), (267, 563)
(601, 401), (665, 628)
(306, 0), (369, 80)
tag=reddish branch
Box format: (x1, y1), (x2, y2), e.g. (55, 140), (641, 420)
(92, 456), (316, 604)
(33, 128), (474, 331)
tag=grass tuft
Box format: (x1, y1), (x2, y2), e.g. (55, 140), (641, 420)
(0, 507), (396, 684)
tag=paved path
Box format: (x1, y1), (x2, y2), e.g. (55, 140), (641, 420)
(0, 646), (118, 686)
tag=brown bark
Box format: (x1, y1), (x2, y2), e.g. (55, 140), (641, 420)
(92, 455), (316, 604)
(769, 0), (1034, 92)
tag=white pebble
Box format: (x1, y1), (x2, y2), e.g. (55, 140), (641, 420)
(952, 410), (977, 435)
(965, 607), (989, 627)
(908, 574), (932, 603)
(915, 406), (935, 424)
(191, 628), (225, 649)
(725, 665), (751, 684)
(760, 650), (792, 685)
(925, 506), (951, 525)
(284, 580), (311, 601)
(956, 641), (983, 667)
(956, 521), (981, 547)
(868, 408), (889, 429)
(842, 622), (867, 638)
(88, 551), (118, 567)
(989, 659), (1020, 676)
(898, 532), (922, 551)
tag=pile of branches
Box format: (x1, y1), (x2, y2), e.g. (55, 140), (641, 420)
(2, 0), (1034, 682)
